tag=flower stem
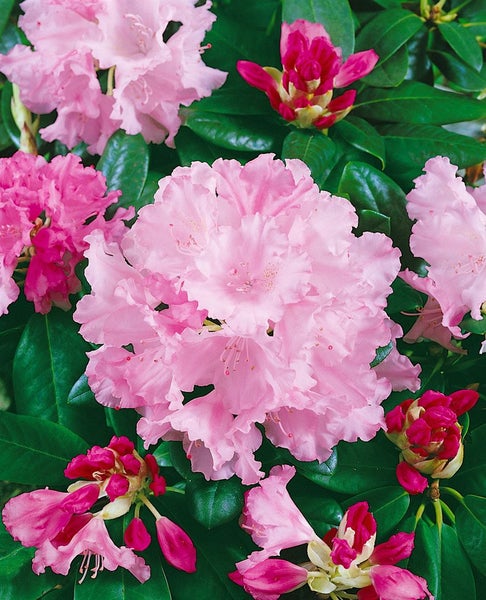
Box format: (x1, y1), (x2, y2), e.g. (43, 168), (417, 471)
(440, 486), (465, 504)
(166, 485), (185, 495)
(439, 500), (456, 524)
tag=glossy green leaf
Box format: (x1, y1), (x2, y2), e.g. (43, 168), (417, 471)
(282, 0), (355, 57)
(438, 21), (483, 71)
(453, 425), (486, 496)
(407, 520), (440, 598)
(440, 523), (476, 600)
(185, 475), (244, 529)
(429, 49), (486, 92)
(406, 28), (434, 84)
(0, 560), (72, 600)
(290, 488), (343, 537)
(193, 85), (274, 116)
(460, 314), (486, 334)
(282, 129), (339, 187)
(355, 80), (486, 124)
(370, 342), (393, 368)
(356, 8), (423, 65)
(0, 411), (88, 486)
(0, 296), (33, 393)
(355, 209), (391, 236)
(0, 0), (14, 37)
(0, 520), (34, 580)
(309, 433), (398, 493)
(381, 123), (486, 188)
(362, 44), (409, 88)
(333, 116), (385, 167)
(456, 495), (486, 576)
(67, 374), (95, 407)
(291, 449), (338, 488)
(12, 311), (106, 441)
(74, 561), (172, 600)
(184, 111), (284, 152)
(338, 161), (415, 267)
(1, 81), (20, 147)
(98, 130), (149, 210)
(0, 20), (28, 55)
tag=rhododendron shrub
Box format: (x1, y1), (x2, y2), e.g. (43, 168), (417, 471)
(74, 153), (419, 484)
(230, 465), (433, 600)
(2, 436), (196, 581)
(0, 150), (129, 315)
(0, 0), (226, 153)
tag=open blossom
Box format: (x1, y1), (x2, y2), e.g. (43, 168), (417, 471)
(385, 389), (479, 494)
(400, 156), (486, 353)
(0, 151), (129, 315)
(74, 153), (420, 485)
(2, 436), (196, 581)
(0, 0), (226, 153)
(237, 20), (378, 130)
(230, 465), (433, 600)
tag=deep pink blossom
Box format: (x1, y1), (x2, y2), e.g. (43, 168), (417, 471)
(156, 516), (197, 573)
(237, 20), (378, 130)
(400, 156), (486, 353)
(385, 389), (479, 493)
(231, 466), (432, 600)
(75, 154), (418, 484)
(0, 151), (129, 315)
(0, 0), (226, 153)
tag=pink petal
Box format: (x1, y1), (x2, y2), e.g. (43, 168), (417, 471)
(370, 564), (434, 600)
(232, 558), (308, 600)
(334, 49), (379, 87)
(156, 516), (196, 573)
(124, 517), (152, 551)
(449, 389), (479, 416)
(369, 532), (415, 565)
(396, 462), (428, 495)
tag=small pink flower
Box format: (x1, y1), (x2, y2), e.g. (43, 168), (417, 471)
(385, 389), (479, 493)
(229, 558), (307, 600)
(367, 564), (434, 600)
(237, 19), (378, 130)
(156, 516), (197, 573)
(124, 517), (152, 552)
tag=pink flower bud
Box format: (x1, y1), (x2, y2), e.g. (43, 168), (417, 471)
(105, 473), (130, 501)
(331, 537), (357, 568)
(156, 516), (196, 573)
(369, 532), (415, 565)
(229, 558), (308, 597)
(449, 389), (479, 416)
(369, 564), (434, 599)
(396, 462), (428, 495)
(124, 517), (151, 551)
(108, 436), (135, 455)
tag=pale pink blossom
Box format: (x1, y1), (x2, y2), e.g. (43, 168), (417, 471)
(0, 0), (226, 153)
(75, 154), (418, 484)
(231, 466), (433, 600)
(237, 19), (378, 130)
(0, 151), (128, 315)
(400, 156), (486, 352)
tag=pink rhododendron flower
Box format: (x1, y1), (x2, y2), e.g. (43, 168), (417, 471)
(0, 151), (130, 315)
(230, 465), (433, 600)
(385, 389), (479, 494)
(0, 0), (226, 153)
(74, 153), (419, 484)
(400, 156), (486, 353)
(2, 436), (196, 581)
(237, 20), (378, 130)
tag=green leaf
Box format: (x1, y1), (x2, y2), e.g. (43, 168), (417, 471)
(333, 116), (385, 167)
(74, 561), (172, 600)
(0, 20), (28, 55)
(193, 84), (274, 116)
(0, 520), (34, 580)
(0, 411), (88, 486)
(362, 44), (409, 88)
(185, 475), (245, 529)
(282, 129), (339, 187)
(452, 425), (486, 496)
(282, 0), (355, 57)
(440, 523), (477, 600)
(0, 0), (14, 37)
(380, 123), (486, 188)
(429, 49), (486, 92)
(438, 21), (483, 72)
(356, 8), (423, 65)
(355, 209), (391, 236)
(98, 130), (149, 210)
(343, 486), (410, 538)
(355, 80), (486, 124)
(370, 342), (393, 368)
(407, 520), (440, 598)
(12, 311), (107, 441)
(460, 314), (486, 334)
(184, 111), (284, 152)
(0, 560), (72, 600)
(456, 495), (486, 576)
(1, 81), (20, 148)
(338, 161), (415, 267)
(0, 296), (33, 393)
(291, 449), (338, 488)
(309, 433), (398, 493)
(67, 374), (95, 407)
(292, 490), (343, 538)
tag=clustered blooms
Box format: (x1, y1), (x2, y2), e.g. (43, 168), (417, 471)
(0, 150), (129, 315)
(0, 0), (226, 154)
(74, 153), (421, 485)
(237, 20), (378, 130)
(2, 436), (196, 582)
(230, 465), (433, 600)
(385, 389), (479, 494)
(400, 156), (486, 354)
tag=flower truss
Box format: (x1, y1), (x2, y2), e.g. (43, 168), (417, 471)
(385, 389), (479, 494)
(237, 19), (378, 130)
(230, 465), (433, 600)
(400, 156), (486, 354)
(0, 150), (130, 315)
(2, 436), (196, 582)
(74, 153), (421, 485)
(0, 0), (227, 153)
